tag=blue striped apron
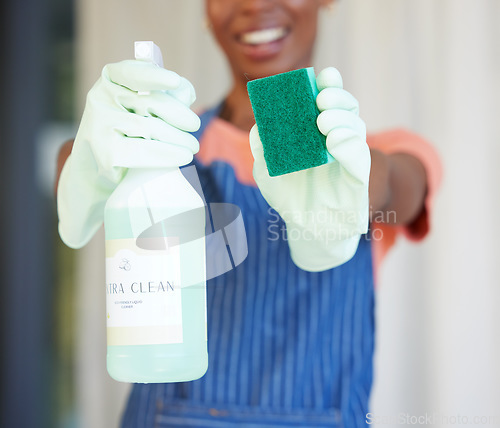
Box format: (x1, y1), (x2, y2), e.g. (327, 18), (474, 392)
(121, 106), (375, 428)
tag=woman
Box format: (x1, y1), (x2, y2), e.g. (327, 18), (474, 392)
(57, 0), (440, 426)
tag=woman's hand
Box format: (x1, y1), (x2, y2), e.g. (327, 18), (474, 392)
(249, 67), (371, 272)
(57, 60), (200, 249)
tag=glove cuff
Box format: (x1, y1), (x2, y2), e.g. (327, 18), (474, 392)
(287, 233), (361, 272)
(57, 155), (115, 249)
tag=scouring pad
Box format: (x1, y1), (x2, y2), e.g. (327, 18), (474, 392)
(247, 67), (329, 177)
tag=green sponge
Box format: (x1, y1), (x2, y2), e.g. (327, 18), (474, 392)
(247, 67), (329, 177)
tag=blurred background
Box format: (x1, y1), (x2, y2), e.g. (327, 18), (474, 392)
(1, 0), (499, 427)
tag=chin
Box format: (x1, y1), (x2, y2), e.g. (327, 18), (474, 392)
(238, 58), (308, 81)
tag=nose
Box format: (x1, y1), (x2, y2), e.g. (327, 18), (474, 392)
(240, 0), (275, 14)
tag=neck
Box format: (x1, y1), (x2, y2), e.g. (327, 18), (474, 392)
(219, 79), (256, 133)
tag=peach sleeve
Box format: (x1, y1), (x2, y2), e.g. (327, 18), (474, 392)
(367, 129), (442, 272)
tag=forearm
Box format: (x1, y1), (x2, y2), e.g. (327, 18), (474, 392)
(369, 148), (427, 225)
(54, 139), (74, 195)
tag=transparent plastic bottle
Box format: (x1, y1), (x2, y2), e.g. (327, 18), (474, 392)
(104, 167), (207, 383)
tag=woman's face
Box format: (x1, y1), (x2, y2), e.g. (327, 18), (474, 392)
(206, 0), (332, 81)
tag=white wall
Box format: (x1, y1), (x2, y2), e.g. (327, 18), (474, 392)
(72, 1), (500, 427)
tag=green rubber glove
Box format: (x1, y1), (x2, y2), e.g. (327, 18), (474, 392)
(57, 60), (200, 248)
(249, 67), (371, 272)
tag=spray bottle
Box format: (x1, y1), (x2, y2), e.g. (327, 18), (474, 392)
(104, 42), (207, 383)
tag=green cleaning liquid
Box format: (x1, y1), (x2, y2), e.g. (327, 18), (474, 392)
(104, 167), (207, 383)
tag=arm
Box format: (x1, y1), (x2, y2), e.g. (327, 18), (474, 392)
(369, 149), (427, 226)
(55, 139), (74, 195)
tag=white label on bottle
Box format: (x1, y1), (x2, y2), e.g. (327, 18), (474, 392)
(105, 238), (183, 346)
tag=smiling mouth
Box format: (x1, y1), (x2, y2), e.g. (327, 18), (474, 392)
(239, 27), (288, 45)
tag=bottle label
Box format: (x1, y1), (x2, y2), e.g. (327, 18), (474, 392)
(105, 238), (183, 346)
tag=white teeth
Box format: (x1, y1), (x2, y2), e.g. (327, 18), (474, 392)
(241, 27), (287, 45)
